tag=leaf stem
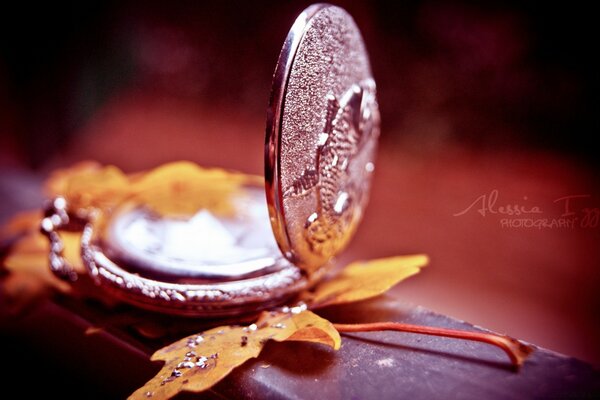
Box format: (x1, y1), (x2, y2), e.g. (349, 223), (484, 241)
(333, 322), (533, 368)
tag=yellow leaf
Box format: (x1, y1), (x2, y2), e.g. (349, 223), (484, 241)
(129, 310), (340, 399)
(43, 160), (263, 217)
(2, 233), (70, 311)
(60, 231), (87, 274)
(2, 229), (85, 298)
(282, 310), (341, 349)
(45, 161), (130, 210)
(5, 233), (57, 280)
(0, 210), (41, 241)
(44, 160), (102, 195)
(305, 255), (429, 309)
(130, 161), (261, 217)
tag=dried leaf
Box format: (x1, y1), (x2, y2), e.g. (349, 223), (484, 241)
(305, 255), (429, 309)
(5, 233), (68, 289)
(60, 231), (87, 274)
(2, 233), (68, 311)
(44, 160), (102, 195)
(0, 210), (41, 241)
(2, 229), (85, 308)
(42, 160), (263, 218)
(130, 161), (261, 217)
(129, 310), (340, 399)
(45, 161), (130, 210)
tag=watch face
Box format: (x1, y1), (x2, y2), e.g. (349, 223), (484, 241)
(265, 4), (380, 274)
(103, 187), (287, 282)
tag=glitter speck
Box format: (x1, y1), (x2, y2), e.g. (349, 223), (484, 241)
(290, 303), (307, 314)
(177, 361), (196, 369)
(196, 356), (209, 368)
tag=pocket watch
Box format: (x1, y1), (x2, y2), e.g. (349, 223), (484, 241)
(43, 4), (380, 317)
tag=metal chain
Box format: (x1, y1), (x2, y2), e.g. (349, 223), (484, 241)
(40, 197), (79, 281)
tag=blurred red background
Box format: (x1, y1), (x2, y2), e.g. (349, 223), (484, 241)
(1, 0), (598, 366)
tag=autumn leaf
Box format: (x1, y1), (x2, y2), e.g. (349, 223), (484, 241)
(304, 254), (429, 309)
(44, 160), (102, 195)
(4, 232), (83, 284)
(2, 233), (65, 312)
(129, 161), (262, 217)
(45, 161), (130, 210)
(43, 161), (263, 218)
(0, 210), (41, 242)
(1, 212), (87, 300)
(0, 202), (84, 311)
(129, 310), (340, 399)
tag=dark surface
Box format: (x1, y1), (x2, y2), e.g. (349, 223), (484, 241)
(1, 295), (598, 399)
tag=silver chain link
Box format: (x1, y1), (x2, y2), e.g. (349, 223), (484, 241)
(40, 197), (79, 281)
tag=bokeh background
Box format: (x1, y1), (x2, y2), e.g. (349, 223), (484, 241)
(1, 0), (599, 365)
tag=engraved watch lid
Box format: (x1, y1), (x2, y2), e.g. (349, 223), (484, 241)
(265, 4), (380, 273)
